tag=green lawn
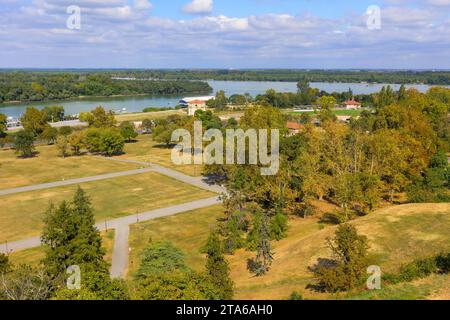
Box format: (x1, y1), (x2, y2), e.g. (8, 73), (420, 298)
(0, 144), (140, 190)
(0, 171), (214, 243)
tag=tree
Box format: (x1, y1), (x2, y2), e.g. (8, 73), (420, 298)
(56, 135), (70, 158)
(120, 121), (138, 142)
(53, 271), (129, 300)
(41, 187), (108, 282)
(141, 119), (154, 133)
(0, 265), (52, 300)
(204, 230), (234, 300)
(0, 254), (10, 274)
(85, 128), (125, 156)
(0, 113), (7, 138)
(213, 90), (228, 109)
(152, 120), (178, 147)
(247, 210), (273, 276)
(99, 128), (125, 156)
(58, 126), (73, 136)
(135, 241), (188, 279)
(41, 125), (58, 145)
(20, 107), (48, 136)
(68, 131), (85, 155)
(314, 224), (370, 292)
(82, 106), (116, 128)
(315, 96), (337, 123)
(13, 130), (35, 157)
(43, 106), (65, 122)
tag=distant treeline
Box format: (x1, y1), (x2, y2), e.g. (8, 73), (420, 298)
(0, 72), (212, 103)
(103, 69), (450, 85)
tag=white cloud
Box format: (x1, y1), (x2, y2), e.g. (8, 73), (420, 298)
(134, 0), (152, 11)
(183, 0), (213, 14)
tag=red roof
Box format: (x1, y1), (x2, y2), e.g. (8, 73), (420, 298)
(343, 100), (361, 105)
(287, 121), (302, 130)
(189, 100), (206, 105)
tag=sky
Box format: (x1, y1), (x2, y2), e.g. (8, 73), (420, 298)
(0, 0), (449, 69)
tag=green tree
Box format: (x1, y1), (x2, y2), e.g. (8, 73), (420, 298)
(120, 121), (138, 142)
(83, 106), (116, 128)
(13, 130), (35, 157)
(0, 113), (7, 138)
(58, 126), (73, 136)
(68, 131), (85, 155)
(213, 90), (228, 109)
(0, 253), (10, 274)
(41, 187), (108, 281)
(314, 224), (370, 292)
(247, 210), (273, 276)
(315, 96), (337, 123)
(141, 119), (154, 133)
(56, 135), (70, 158)
(204, 230), (234, 300)
(135, 241), (188, 279)
(43, 106), (65, 122)
(20, 107), (48, 136)
(99, 128), (125, 156)
(41, 125), (58, 145)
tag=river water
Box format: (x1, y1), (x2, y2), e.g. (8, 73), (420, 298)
(0, 80), (446, 118)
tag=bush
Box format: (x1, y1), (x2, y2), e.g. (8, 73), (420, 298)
(85, 128), (124, 156)
(289, 291), (304, 300)
(270, 211), (288, 241)
(314, 224), (370, 292)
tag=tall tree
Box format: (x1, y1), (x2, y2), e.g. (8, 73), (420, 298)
(204, 230), (234, 300)
(41, 187), (107, 281)
(247, 209), (273, 276)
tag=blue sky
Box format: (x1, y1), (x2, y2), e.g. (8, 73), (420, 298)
(0, 0), (449, 69)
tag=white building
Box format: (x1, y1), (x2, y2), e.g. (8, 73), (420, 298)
(6, 117), (21, 128)
(343, 100), (362, 110)
(187, 100), (207, 116)
(179, 96), (214, 108)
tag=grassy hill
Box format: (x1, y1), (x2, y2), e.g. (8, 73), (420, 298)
(128, 202), (450, 300)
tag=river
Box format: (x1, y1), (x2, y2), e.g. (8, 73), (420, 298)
(0, 80), (446, 118)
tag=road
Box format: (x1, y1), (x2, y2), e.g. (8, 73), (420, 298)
(0, 159), (224, 278)
(0, 168), (153, 197)
(0, 196), (221, 277)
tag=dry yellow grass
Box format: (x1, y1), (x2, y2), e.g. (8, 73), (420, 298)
(115, 110), (184, 123)
(119, 134), (203, 176)
(0, 144), (140, 190)
(127, 202), (450, 300)
(0, 171), (214, 243)
(7, 230), (116, 267)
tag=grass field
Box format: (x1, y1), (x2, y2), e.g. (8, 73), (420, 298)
(119, 134), (203, 176)
(127, 202), (450, 300)
(115, 110), (184, 123)
(127, 204), (224, 278)
(0, 144), (140, 190)
(7, 230), (116, 268)
(0, 171), (214, 243)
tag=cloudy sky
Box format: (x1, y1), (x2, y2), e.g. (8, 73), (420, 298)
(0, 0), (449, 69)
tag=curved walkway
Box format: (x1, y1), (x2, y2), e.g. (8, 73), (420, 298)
(0, 158), (224, 278)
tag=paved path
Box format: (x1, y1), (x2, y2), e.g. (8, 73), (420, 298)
(101, 157), (226, 194)
(0, 196), (221, 277)
(0, 156), (225, 278)
(0, 168), (153, 197)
